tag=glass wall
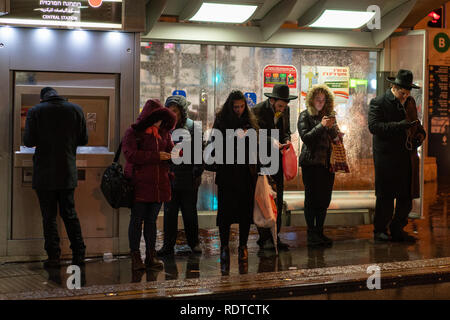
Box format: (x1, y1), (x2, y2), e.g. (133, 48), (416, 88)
(140, 42), (378, 210)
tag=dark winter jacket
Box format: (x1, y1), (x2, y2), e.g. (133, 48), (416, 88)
(368, 89), (426, 198)
(297, 111), (338, 167)
(169, 110), (204, 191)
(252, 99), (291, 144)
(122, 99), (176, 203)
(298, 85), (338, 168)
(23, 94), (88, 190)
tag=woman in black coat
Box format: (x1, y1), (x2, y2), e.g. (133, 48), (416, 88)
(206, 90), (259, 269)
(298, 84), (338, 248)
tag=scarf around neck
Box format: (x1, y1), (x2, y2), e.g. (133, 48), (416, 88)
(145, 125), (161, 139)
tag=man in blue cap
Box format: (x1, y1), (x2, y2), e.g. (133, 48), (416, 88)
(158, 95), (204, 256)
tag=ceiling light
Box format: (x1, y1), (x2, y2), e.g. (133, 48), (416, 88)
(189, 3), (257, 23)
(309, 10), (375, 29)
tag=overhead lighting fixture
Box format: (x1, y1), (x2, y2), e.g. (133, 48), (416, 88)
(309, 10), (375, 29)
(189, 2), (258, 23)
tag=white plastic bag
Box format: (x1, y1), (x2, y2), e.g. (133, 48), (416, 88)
(253, 175), (279, 254)
(253, 175), (277, 227)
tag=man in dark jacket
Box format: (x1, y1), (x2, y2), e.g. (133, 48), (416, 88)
(24, 87), (88, 267)
(368, 70), (426, 243)
(252, 84), (297, 250)
(157, 95), (204, 256)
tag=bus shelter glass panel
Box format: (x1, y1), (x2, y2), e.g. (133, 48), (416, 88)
(140, 42), (378, 211)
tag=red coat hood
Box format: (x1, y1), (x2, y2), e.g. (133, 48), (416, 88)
(132, 99), (176, 132)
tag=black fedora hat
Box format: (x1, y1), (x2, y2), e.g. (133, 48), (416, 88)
(387, 69), (420, 90)
(264, 84), (298, 100)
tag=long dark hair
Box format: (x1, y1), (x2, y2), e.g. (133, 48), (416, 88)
(215, 90), (259, 131)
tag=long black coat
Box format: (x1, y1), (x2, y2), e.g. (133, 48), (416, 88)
(209, 115), (258, 226)
(24, 95), (88, 190)
(368, 89), (426, 199)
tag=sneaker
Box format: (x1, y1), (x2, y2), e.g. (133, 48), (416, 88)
(190, 244), (202, 254)
(374, 232), (391, 242)
(156, 246), (175, 257)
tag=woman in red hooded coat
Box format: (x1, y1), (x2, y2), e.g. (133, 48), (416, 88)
(122, 99), (176, 270)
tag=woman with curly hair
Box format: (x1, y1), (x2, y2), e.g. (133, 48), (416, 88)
(298, 84), (339, 247)
(206, 90), (259, 272)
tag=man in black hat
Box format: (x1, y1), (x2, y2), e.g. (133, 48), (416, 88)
(24, 87), (88, 267)
(368, 69), (426, 243)
(253, 84), (298, 250)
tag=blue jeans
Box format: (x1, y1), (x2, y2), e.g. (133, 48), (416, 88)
(128, 202), (162, 252)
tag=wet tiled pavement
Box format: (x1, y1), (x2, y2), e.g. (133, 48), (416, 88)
(0, 183), (449, 299)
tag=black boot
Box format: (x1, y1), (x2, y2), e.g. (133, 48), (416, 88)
(145, 249), (164, 270)
(156, 246), (174, 257)
(317, 227), (333, 247)
(307, 228), (325, 247)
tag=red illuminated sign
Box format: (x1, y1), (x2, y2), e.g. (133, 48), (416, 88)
(89, 0), (102, 8)
(263, 65), (297, 89)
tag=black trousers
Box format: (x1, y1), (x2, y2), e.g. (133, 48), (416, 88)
(129, 202), (162, 251)
(35, 189), (86, 258)
(301, 165), (335, 229)
(374, 196), (412, 235)
(162, 186), (200, 249)
(219, 222), (251, 247)
(258, 153), (284, 242)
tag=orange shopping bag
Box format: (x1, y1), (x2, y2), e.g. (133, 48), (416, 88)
(282, 143), (298, 181)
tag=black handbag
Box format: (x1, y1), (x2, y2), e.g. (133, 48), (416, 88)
(101, 142), (135, 209)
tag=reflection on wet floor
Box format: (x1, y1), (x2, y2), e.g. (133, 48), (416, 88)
(0, 182), (449, 296)
(6, 219), (447, 294)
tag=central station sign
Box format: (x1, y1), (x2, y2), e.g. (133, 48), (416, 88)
(0, 0), (122, 29)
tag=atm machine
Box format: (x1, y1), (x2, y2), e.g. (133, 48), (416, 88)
(11, 71), (119, 258)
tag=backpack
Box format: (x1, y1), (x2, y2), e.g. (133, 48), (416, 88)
(101, 142), (134, 209)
